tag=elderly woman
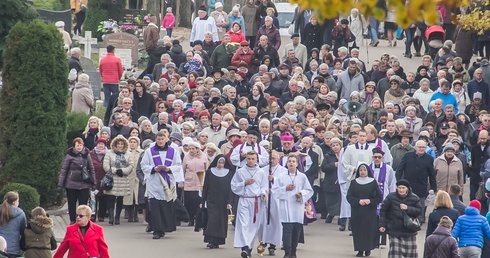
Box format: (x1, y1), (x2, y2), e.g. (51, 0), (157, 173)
(169, 99), (185, 123)
(181, 121), (196, 140)
(81, 116), (103, 150)
(140, 120), (155, 144)
(103, 135), (134, 225)
(425, 191), (459, 237)
(124, 137), (143, 222)
(360, 81), (380, 105)
(53, 205), (108, 258)
(412, 78), (433, 110)
(403, 106), (423, 140)
(363, 97), (383, 125)
(384, 75), (407, 105)
(379, 179), (422, 258)
(89, 138), (109, 222)
(181, 141), (209, 226)
(299, 99), (316, 122)
(205, 143), (221, 164)
(58, 138), (96, 224)
(71, 73), (95, 115)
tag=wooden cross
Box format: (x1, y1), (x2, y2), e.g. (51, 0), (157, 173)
(79, 31), (98, 58)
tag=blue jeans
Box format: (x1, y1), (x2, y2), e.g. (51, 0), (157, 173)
(459, 246), (482, 258)
(103, 83), (119, 107)
(368, 17), (378, 43)
(404, 28), (416, 56)
(166, 28), (172, 37)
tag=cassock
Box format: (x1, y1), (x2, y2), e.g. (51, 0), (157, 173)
(272, 170), (314, 223)
(231, 164), (269, 248)
(339, 143), (373, 218)
(230, 143), (269, 168)
(260, 164), (288, 247)
(368, 163), (397, 202)
(367, 139), (393, 166)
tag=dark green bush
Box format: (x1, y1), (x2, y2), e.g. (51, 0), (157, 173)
(84, 0), (125, 40)
(0, 20), (68, 205)
(0, 183), (41, 220)
(66, 112), (90, 146)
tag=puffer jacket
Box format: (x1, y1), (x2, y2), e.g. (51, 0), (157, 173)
(452, 206), (490, 248)
(379, 189), (422, 238)
(21, 215), (57, 258)
(103, 135), (134, 197)
(182, 152), (209, 191)
(58, 147), (96, 190)
(433, 155), (464, 193)
(424, 226), (459, 258)
(99, 52), (123, 84)
(123, 148), (142, 206)
(0, 206), (26, 256)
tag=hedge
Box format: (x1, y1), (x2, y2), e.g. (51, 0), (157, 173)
(0, 183), (41, 220)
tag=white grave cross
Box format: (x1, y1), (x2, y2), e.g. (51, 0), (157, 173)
(79, 31), (98, 58)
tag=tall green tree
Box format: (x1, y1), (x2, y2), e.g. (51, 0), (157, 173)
(0, 19), (68, 205)
(0, 0), (38, 68)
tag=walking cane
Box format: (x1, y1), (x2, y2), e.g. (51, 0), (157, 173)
(365, 37), (370, 64)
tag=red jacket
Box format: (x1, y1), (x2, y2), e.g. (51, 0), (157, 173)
(227, 29), (245, 44)
(231, 47), (254, 69)
(99, 52), (123, 84)
(53, 222), (109, 258)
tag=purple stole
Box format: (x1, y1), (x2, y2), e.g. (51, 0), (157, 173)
(369, 163), (387, 215)
(150, 145), (175, 186)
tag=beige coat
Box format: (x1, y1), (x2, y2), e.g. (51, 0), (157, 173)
(210, 10), (230, 40)
(433, 155), (464, 193)
(182, 152), (209, 191)
(123, 148), (142, 205)
(103, 136), (134, 197)
(71, 81), (94, 115)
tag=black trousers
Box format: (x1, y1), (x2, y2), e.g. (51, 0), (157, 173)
(74, 11), (86, 35)
(184, 191), (201, 220)
(107, 195), (123, 218)
(149, 198), (176, 234)
(282, 222), (302, 256)
(66, 188), (90, 223)
(96, 195), (108, 219)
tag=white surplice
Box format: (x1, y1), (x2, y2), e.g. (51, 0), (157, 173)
(230, 143), (269, 168)
(272, 170), (313, 223)
(231, 164), (269, 248)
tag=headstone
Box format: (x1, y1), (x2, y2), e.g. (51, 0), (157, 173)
(122, 9), (146, 26)
(79, 31), (98, 59)
(37, 9), (72, 33)
(98, 48), (133, 70)
(102, 32), (139, 66)
(79, 57), (102, 100)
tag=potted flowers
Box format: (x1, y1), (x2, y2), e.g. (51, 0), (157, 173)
(97, 19), (118, 37)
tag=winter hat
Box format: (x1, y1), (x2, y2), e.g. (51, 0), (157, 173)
(236, 71), (247, 79)
(259, 140), (269, 148)
(182, 137), (193, 146)
(55, 21), (65, 28)
(215, 2), (223, 8)
(470, 200), (482, 211)
(396, 179), (411, 188)
(95, 137), (107, 146)
(378, 109), (388, 119)
(101, 126), (111, 135)
(142, 139), (153, 149)
(232, 5), (240, 12)
(474, 92), (482, 100)
(443, 144), (455, 152)
(170, 132), (183, 142)
(188, 141), (201, 149)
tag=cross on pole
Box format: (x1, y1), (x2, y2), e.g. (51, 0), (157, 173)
(79, 31), (98, 58)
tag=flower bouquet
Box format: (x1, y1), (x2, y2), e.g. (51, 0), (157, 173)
(97, 19), (118, 34)
(225, 42), (240, 55)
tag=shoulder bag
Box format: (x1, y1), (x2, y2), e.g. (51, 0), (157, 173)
(81, 158), (94, 184)
(403, 210), (421, 231)
(77, 230), (99, 258)
(476, 181), (486, 200)
(100, 175), (113, 190)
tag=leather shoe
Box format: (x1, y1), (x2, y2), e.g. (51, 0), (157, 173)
(365, 251), (371, 256)
(152, 233), (162, 239)
(339, 224), (346, 231)
(356, 252), (363, 257)
(325, 215), (334, 223)
(240, 251), (248, 258)
(269, 248), (275, 256)
(145, 225), (153, 232)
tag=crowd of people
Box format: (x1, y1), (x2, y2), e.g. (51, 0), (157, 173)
(55, 0), (490, 258)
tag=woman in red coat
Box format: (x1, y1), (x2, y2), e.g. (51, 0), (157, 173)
(227, 22), (246, 43)
(54, 205), (109, 258)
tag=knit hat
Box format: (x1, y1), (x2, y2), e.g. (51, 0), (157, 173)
(95, 137), (107, 146)
(474, 92), (483, 100)
(101, 126), (111, 135)
(418, 130), (430, 139)
(470, 200), (482, 211)
(330, 137), (342, 145)
(182, 137), (193, 146)
(142, 139), (153, 149)
(170, 132), (183, 142)
(396, 179), (410, 188)
(188, 141), (201, 149)
(259, 140), (269, 148)
(443, 144), (455, 152)
(182, 121), (195, 130)
(215, 2), (223, 8)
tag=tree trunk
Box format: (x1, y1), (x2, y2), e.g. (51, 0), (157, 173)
(178, 0), (192, 28)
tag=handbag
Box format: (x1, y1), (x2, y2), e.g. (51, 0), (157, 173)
(100, 175), (113, 190)
(476, 181), (486, 200)
(403, 210), (421, 231)
(80, 158), (94, 184)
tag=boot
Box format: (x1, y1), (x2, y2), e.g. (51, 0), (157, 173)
(124, 209), (128, 219)
(348, 218), (352, 231)
(126, 206), (134, 222)
(133, 206), (139, 222)
(115, 205), (122, 225)
(108, 208), (114, 225)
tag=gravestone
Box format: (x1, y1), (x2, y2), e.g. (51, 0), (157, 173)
(37, 9), (72, 33)
(79, 31), (98, 58)
(102, 32), (139, 67)
(79, 57), (101, 100)
(98, 48), (133, 70)
(122, 9), (145, 26)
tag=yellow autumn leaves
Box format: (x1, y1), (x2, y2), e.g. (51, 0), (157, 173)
(458, 0), (490, 35)
(290, 0), (457, 28)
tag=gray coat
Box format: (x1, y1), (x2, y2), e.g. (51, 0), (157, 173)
(241, 3), (258, 37)
(335, 70), (365, 100)
(58, 147), (96, 190)
(103, 135), (134, 197)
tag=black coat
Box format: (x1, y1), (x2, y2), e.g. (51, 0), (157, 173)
(169, 44), (186, 68)
(379, 190), (423, 238)
(133, 90), (155, 119)
(426, 207), (460, 237)
(396, 152), (437, 198)
(302, 23), (323, 54)
(303, 148), (319, 186)
(320, 151), (340, 194)
(470, 142), (490, 185)
(248, 94), (268, 111)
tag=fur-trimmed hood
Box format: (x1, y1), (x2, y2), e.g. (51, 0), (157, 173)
(110, 135), (129, 152)
(29, 215), (53, 234)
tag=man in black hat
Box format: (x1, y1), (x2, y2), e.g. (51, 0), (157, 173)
(211, 68), (228, 92)
(230, 128), (269, 168)
(396, 140), (437, 223)
(316, 103), (331, 122)
(283, 33), (307, 67)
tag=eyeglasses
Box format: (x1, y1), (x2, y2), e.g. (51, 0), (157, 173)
(77, 214), (87, 218)
(373, 156), (383, 159)
(179, 82), (185, 85)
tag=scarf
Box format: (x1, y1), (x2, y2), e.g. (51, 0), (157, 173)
(364, 92), (374, 105)
(114, 152), (127, 168)
(95, 147), (107, 156)
(405, 117), (417, 131)
(237, 108), (248, 114)
(388, 87), (405, 98)
(252, 94), (261, 101)
(317, 93), (329, 100)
